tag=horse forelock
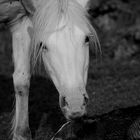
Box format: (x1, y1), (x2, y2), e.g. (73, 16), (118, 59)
(30, 0), (100, 74)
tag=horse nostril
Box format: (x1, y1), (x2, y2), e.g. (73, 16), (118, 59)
(60, 96), (68, 108)
(83, 95), (89, 105)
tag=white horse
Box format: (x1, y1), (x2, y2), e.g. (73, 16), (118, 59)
(2, 0), (99, 139)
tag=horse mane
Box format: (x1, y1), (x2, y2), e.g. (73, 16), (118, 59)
(31, 0), (100, 74)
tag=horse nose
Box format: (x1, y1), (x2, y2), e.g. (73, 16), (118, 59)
(69, 111), (84, 120)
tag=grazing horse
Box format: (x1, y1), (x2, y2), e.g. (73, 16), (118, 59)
(1, 0), (100, 139)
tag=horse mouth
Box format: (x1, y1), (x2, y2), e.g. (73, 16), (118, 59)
(61, 108), (87, 121)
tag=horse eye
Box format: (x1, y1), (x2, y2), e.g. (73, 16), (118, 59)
(42, 45), (48, 51)
(39, 42), (48, 51)
(85, 36), (89, 43)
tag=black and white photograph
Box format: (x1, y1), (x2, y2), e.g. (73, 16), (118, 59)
(0, 0), (140, 139)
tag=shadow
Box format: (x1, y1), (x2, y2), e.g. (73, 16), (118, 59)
(29, 76), (65, 137)
(0, 75), (65, 138)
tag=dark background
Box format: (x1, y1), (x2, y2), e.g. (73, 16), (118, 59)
(0, 0), (140, 139)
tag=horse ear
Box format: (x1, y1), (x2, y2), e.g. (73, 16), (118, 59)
(76, 0), (89, 9)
